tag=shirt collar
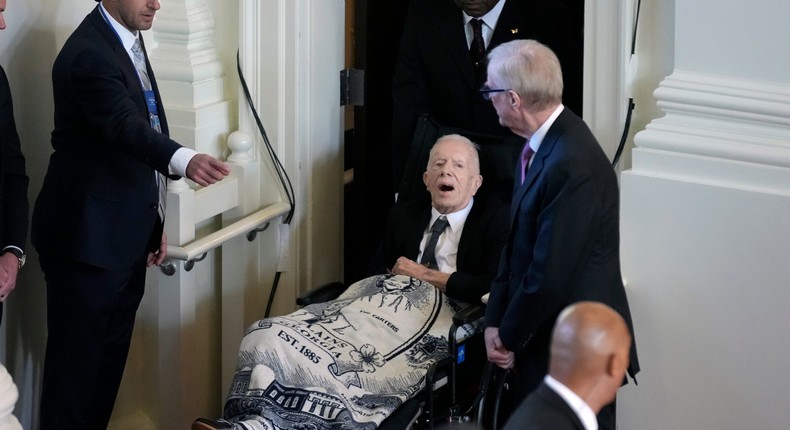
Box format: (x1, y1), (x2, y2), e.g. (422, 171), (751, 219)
(99, 2), (140, 53)
(544, 375), (598, 430)
(430, 197), (474, 234)
(461, 0), (506, 30)
(527, 104), (564, 154)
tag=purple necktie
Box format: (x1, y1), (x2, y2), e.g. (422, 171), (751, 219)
(521, 143), (535, 184)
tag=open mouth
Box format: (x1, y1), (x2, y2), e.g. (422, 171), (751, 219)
(439, 184), (455, 192)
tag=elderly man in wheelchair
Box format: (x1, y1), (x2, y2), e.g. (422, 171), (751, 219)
(193, 130), (517, 430)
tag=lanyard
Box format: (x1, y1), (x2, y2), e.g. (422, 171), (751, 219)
(98, 4), (161, 131)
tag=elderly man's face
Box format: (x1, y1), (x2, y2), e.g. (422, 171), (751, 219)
(454, 0), (500, 17)
(423, 138), (482, 214)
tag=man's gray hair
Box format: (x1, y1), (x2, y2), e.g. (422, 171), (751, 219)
(487, 39), (563, 111)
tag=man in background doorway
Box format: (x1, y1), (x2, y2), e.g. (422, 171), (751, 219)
(390, 0), (583, 191)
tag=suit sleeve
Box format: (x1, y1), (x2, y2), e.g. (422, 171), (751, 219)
(59, 44), (180, 174)
(0, 67), (29, 250)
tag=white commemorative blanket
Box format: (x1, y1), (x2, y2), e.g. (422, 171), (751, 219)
(221, 274), (477, 429)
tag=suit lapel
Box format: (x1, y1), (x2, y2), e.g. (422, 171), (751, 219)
(455, 198), (482, 268)
(490, 0), (523, 49)
(88, 8), (148, 111)
(438, 5), (478, 90)
(88, 7), (169, 136)
(406, 204), (433, 260)
(537, 383), (586, 429)
(510, 110), (571, 223)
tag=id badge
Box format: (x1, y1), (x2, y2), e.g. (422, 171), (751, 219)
(144, 90), (162, 132)
(144, 90), (159, 115)
(149, 113), (162, 133)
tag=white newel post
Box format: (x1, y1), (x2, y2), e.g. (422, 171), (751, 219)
(219, 129), (267, 404)
(220, 0), (345, 404)
(619, 0), (790, 428)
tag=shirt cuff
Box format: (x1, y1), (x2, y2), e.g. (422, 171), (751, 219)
(169, 147), (198, 177)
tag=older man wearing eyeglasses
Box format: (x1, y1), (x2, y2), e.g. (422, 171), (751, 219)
(481, 39), (640, 430)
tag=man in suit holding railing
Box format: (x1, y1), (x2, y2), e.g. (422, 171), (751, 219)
(32, 0), (230, 428)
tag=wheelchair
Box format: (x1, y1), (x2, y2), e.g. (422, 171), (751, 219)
(192, 115), (522, 430)
(298, 115), (523, 429)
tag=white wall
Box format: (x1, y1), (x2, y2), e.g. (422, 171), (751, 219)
(619, 0), (790, 428)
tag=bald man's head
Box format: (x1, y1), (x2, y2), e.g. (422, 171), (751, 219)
(548, 301), (631, 410)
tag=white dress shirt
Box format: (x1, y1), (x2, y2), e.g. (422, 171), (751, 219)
(461, 0), (507, 50)
(544, 375), (598, 430)
(417, 198), (474, 273)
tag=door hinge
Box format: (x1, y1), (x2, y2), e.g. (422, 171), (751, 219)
(340, 68), (365, 106)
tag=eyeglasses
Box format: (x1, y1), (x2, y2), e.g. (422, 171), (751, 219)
(479, 85), (509, 101)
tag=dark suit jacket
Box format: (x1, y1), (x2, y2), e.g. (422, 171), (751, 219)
(0, 66), (29, 254)
(390, 0), (582, 188)
(32, 6), (181, 271)
(368, 195), (509, 304)
(485, 108), (640, 392)
(503, 382), (584, 430)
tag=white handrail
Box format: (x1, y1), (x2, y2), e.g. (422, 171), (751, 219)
(166, 201), (291, 262)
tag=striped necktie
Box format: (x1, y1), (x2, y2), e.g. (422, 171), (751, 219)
(132, 37), (166, 221)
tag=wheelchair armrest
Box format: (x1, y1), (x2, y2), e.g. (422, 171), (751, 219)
(452, 304), (485, 326)
(296, 281), (347, 306)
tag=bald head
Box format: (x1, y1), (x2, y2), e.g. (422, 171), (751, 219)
(549, 302), (631, 411)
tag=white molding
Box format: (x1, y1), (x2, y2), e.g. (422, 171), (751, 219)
(642, 71), (790, 160)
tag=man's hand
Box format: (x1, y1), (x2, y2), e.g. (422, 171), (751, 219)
(485, 326), (515, 369)
(391, 256), (450, 292)
(185, 154), (231, 186)
(147, 232), (168, 268)
(390, 256), (427, 279)
(0, 253), (19, 302)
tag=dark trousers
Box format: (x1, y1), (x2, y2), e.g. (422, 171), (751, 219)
(39, 254), (146, 430)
